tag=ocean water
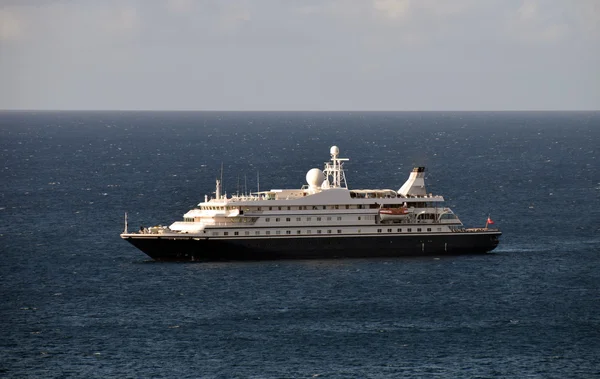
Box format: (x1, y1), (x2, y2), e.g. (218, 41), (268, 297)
(1, 111), (599, 378)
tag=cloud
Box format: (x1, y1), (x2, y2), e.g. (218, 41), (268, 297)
(373, 0), (412, 19)
(0, 9), (23, 41)
(506, 0), (571, 43)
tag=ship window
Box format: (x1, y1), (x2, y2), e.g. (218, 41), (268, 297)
(296, 217), (301, 222)
(358, 216), (361, 220)
(327, 230), (332, 234)
(427, 228), (432, 232)
(286, 230), (291, 235)
(440, 213), (456, 220)
(337, 216), (342, 221)
(335, 205), (339, 209)
(257, 207), (261, 211)
(224, 232), (228, 236)
(307, 230), (311, 234)
(265, 218), (270, 222)
(255, 231), (260, 235)
(266, 231), (271, 235)
(437, 228), (442, 232)
(312, 206), (318, 210)
(323, 206), (326, 209)
(269, 207), (272, 210)
(408, 228), (412, 232)
(317, 217), (321, 221)
(276, 218), (280, 222)
(387, 229), (392, 232)
(327, 217), (331, 221)
(278, 207), (281, 210)
(417, 228), (422, 232)
(245, 231), (250, 235)
(337, 230), (342, 233)
(317, 230), (322, 234)
(297, 230), (301, 234)
(345, 205), (349, 209)
(377, 229), (382, 233)
(286, 218), (290, 222)
(287, 206), (291, 210)
(397, 228), (402, 232)
(212, 232), (218, 236)
(307, 217), (312, 221)
(234, 232), (239, 236)
(276, 231), (281, 235)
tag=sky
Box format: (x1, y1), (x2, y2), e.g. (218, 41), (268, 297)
(0, 0), (599, 111)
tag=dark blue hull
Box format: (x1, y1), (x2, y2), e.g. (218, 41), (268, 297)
(122, 231), (501, 261)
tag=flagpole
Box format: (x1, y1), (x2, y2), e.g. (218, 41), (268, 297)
(485, 214), (489, 229)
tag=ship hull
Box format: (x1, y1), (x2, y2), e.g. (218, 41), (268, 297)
(122, 231), (501, 262)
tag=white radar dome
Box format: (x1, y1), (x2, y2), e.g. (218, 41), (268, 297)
(306, 168), (325, 188)
(330, 146), (340, 156)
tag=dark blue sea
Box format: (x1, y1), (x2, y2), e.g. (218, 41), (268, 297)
(1, 111), (599, 378)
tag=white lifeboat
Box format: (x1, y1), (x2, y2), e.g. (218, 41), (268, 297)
(379, 207), (411, 221)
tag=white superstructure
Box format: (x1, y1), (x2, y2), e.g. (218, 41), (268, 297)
(142, 146), (464, 238)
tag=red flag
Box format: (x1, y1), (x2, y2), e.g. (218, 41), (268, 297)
(487, 217), (494, 225)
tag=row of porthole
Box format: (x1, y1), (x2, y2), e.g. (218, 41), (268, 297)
(210, 227), (444, 236)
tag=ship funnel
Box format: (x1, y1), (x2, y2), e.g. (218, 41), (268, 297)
(398, 167), (427, 196)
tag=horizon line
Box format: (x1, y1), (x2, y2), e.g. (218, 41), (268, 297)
(1, 109), (599, 112)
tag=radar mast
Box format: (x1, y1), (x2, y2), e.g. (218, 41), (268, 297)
(322, 146), (349, 189)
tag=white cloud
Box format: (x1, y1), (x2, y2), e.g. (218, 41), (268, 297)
(507, 0), (571, 43)
(373, 0), (412, 20)
(517, 0), (538, 21)
(0, 9), (23, 41)
(573, 0), (600, 38)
